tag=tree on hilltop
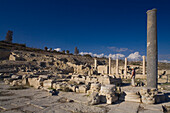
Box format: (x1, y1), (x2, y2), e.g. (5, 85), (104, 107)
(74, 47), (79, 55)
(49, 48), (52, 51)
(5, 30), (13, 43)
(44, 47), (48, 51)
(62, 50), (65, 54)
(66, 50), (70, 54)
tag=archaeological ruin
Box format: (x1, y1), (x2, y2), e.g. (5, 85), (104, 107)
(0, 8), (170, 113)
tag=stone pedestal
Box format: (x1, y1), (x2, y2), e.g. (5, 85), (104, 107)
(125, 91), (141, 103)
(124, 58), (127, 76)
(99, 85), (118, 104)
(143, 56), (146, 75)
(140, 88), (158, 104)
(146, 8), (158, 89)
(100, 85), (116, 95)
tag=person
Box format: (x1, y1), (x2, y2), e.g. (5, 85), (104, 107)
(131, 68), (136, 87)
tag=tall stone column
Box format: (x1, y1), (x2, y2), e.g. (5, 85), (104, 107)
(94, 58), (97, 70)
(143, 56), (146, 75)
(116, 59), (119, 75)
(146, 8), (158, 89)
(124, 58), (127, 76)
(109, 57), (111, 75)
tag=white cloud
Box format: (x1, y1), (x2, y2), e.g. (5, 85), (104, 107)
(158, 60), (170, 63)
(60, 49), (169, 63)
(107, 53), (125, 59)
(54, 48), (61, 52)
(80, 52), (125, 59)
(93, 53), (105, 58)
(108, 46), (132, 52)
(127, 52), (142, 61)
(80, 52), (93, 56)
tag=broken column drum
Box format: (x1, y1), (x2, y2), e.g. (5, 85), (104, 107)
(146, 8), (158, 89)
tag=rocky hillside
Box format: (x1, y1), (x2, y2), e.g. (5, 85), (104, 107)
(0, 41), (170, 72)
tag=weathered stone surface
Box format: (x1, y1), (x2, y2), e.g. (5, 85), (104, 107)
(100, 85), (116, 95)
(143, 56), (146, 75)
(99, 85), (118, 104)
(98, 65), (108, 74)
(39, 75), (49, 79)
(94, 58), (97, 70)
(0, 79), (167, 113)
(146, 8), (158, 89)
(28, 77), (42, 89)
(11, 75), (22, 79)
(10, 80), (22, 86)
(71, 75), (86, 84)
(78, 85), (87, 93)
(106, 94), (118, 104)
(116, 59), (119, 75)
(109, 57), (111, 75)
(125, 91), (141, 103)
(22, 78), (29, 85)
(88, 92), (100, 105)
(124, 58), (127, 76)
(139, 88), (165, 104)
(43, 80), (53, 89)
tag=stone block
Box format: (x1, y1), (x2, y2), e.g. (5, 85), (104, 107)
(54, 83), (61, 90)
(106, 94), (114, 104)
(78, 85), (87, 93)
(39, 75), (49, 79)
(22, 78), (29, 85)
(11, 75), (22, 79)
(155, 93), (166, 103)
(90, 83), (101, 92)
(9, 54), (25, 61)
(139, 88), (162, 104)
(28, 77), (42, 89)
(10, 80), (22, 86)
(4, 78), (14, 84)
(100, 85), (116, 95)
(88, 92), (100, 105)
(100, 95), (107, 103)
(97, 65), (109, 74)
(125, 91), (141, 103)
(43, 80), (53, 89)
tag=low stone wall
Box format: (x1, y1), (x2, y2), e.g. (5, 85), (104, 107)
(135, 74), (147, 79)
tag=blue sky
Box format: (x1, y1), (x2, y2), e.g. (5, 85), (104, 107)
(0, 0), (170, 62)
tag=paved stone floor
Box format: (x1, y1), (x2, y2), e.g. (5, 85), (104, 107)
(0, 81), (169, 113)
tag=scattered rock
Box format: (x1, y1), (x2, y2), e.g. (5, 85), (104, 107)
(88, 92), (100, 105)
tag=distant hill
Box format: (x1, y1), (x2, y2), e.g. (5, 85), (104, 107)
(0, 41), (169, 70)
(0, 41), (43, 52)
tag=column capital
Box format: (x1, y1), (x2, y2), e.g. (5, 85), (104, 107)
(146, 8), (157, 14)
